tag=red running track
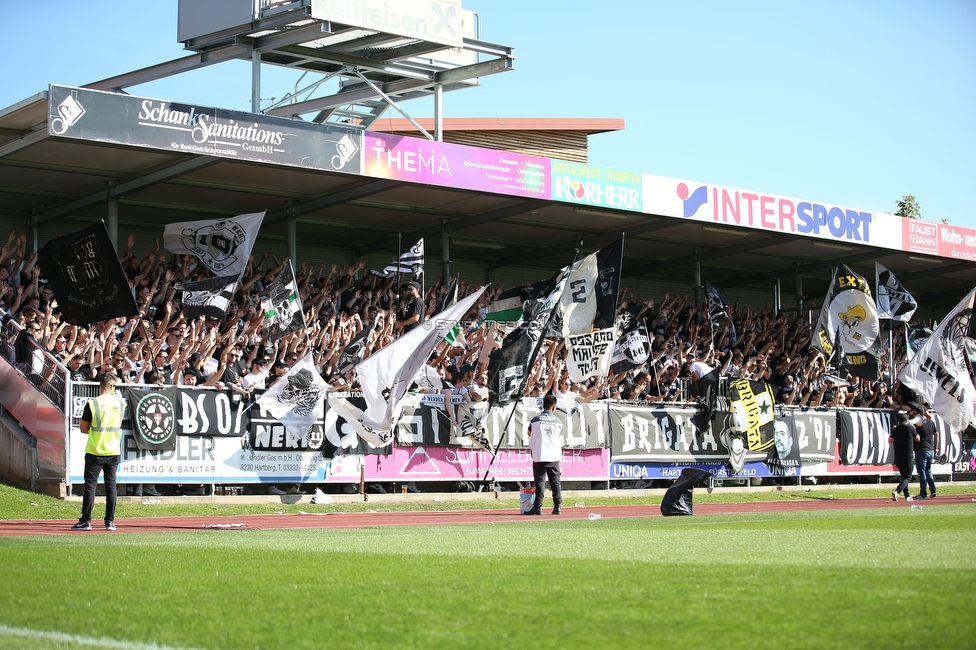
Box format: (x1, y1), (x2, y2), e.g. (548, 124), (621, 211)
(1, 495), (972, 537)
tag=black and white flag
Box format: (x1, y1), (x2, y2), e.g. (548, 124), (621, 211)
(336, 320), (376, 376)
(705, 281), (734, 338)
(332, 286), (487, 445)
(163, 211), (264, 279)
(899, 288), (976, 432)
(610, 318), (650, 374)
(811, 263), (882, 380)
(381, 239), (424, 278)
(178, 275), (237, 321)
(548, 236), (623, 337)
(876, 263), (917, 322)
(261, 261), (305, 343)
(256, 353), (329, 445)
(489, 267), (570, 407)
(38, 222), (139, 326)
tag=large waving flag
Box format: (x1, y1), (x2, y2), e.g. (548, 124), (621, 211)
(163, 211), (264, 279)
(336, 320), (376, 376)
(488, 268), (570, 407)
(810, 263), (882, 380)
(548, 236), (623, 337)
(875, 262), (918, 322)
(899, 288), (976, 432)
(332, 286), (487, 445)
(38, 222), (139, 326)
(257, 353), (329, 445)
(261, 261), (305, 343)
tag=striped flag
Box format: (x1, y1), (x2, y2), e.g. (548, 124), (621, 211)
(382, 239), (424, 278)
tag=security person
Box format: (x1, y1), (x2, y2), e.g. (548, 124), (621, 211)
(525, 393), (563, 516)
(72, 372), (126, 531)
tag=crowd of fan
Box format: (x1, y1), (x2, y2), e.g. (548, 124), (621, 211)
(0, 230), (906, 411)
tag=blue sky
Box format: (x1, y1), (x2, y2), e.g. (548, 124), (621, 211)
(2, 1), (974, 227)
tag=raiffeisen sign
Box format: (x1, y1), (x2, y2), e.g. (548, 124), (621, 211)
(642, 172), (959, 256)
(312, 0), (463, 48)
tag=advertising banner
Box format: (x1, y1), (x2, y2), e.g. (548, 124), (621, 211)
(641, 172), (908, 253)
(49, 85), (362, 174)
(328, 446), (610, 483)
(550, 159), (642, 211)
(311, 0), (463, 48)
(610, 459), (798, 481)
(363, 131), (549, 198)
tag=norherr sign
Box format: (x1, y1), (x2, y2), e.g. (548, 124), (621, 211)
(312, 0), (462, 48)
(48, 85), (362, 174)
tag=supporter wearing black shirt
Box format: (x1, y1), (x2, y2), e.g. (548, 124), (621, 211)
(394, 281), (425, 334)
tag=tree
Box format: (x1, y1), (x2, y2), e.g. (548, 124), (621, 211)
(895, 195), (921, 220)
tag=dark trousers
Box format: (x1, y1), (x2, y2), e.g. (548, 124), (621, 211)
(81, 453), (119, 524)
(532, 461), (561, 511)
(895, 460), (914, 497)
(915, 450), (937, 496)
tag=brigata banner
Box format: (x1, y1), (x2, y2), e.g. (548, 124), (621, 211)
(48, 85), (362, 174)
(363, 131), (549, 199)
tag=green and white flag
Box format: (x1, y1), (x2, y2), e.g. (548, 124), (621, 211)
(261, 261), (304, 343)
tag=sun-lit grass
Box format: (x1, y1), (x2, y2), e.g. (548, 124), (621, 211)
(3, 480), (975, 522)
(1, 506), (974, 649)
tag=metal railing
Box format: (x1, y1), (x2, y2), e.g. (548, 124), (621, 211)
(0, 314), (69, 413)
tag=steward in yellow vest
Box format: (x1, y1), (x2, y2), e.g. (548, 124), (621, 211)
(72, 372), (126, 532)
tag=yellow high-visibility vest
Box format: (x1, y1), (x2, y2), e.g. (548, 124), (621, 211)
(85, 393), (126, 456)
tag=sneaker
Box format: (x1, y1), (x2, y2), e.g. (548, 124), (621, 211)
(906, 496), (914, 502)
(70, 521), (92, 531)
(143, 486), (161, 497)
(522, 509), (542, 516)
(105, 521), (116, 531)
(930, 493), (937, 498)
(552, 506), (562, 515)
(268, 486), (287, 496)
(914, 494), (928, 500)
(891, 491), (899, 502)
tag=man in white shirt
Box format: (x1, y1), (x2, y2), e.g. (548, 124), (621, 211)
(525, 393), (563, 516)
(241, 357), (270, 390)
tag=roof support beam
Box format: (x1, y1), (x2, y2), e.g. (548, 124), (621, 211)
(0, 128), (48, 160)
(85, 46), (251, 92)
(355, 200), (551, 258)
(30, 156), (220, 225)
(626, 234), (792, 276)
(265, 179), (403, 224)
(488, 217), (680, 271)
(722, 249), (884, 289)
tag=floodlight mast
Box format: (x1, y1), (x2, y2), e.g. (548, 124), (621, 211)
(88, 0), (514, 138)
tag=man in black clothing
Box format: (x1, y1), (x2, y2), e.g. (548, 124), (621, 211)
(889, 411), (915, 502)
(394, 281), (425, 334)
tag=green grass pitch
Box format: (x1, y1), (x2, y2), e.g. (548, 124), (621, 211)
(1, 505), (974, 649)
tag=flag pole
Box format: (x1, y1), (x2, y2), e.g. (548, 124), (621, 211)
(478, 244), (582, 492)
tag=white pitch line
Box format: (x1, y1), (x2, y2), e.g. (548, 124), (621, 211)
(0, 624), (203, 650)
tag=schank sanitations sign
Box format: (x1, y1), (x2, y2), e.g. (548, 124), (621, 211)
(48, 85), (362, 174)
